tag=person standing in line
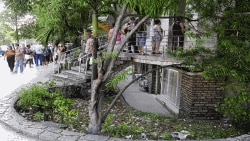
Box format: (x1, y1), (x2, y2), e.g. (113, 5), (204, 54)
(48, 41), (54, 63)
(24, 44), (33, 68)
(34, 42), (44, 66)
(85, 29), (94, 54)
(152, 19), (163, 54)
(85, 29), (94, 70)
(52, 45), (59, 64)
(136, 21), (148, 55)
(4, 45), (15, 72)
(13, 43), (25, 73)
(30, 44), (35, 65)
(59, 43), (66, 61)
(21, 43), (27, 55)
(108, 23), (125, 52)
(172, 16), (185, 50)
(42, 47), (51, 66)
(124, 17), (136, 53)
(21, 43), (27, 67)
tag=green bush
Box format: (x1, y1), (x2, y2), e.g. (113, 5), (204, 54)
(16, 81), (78, 123)
(215, 90), (250, 124)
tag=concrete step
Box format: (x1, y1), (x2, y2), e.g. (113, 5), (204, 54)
(115, 61), (124, 65)
(71, 65), (86, 73)
(62, 70), (91, 80)
(51, 74), (69, 82)
(71, 64), (93, 72)
(117, 55), (131, 61)
(51, 72), (91, 84)
(62, 70), (83, 77)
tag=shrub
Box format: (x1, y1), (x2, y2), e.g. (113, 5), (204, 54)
(16, 81), (78, 123)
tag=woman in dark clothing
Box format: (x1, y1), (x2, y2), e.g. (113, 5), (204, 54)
(25, 44), (33, 68)
(124, 17), (136, 53)
(4, 45), (15, 72)
(172, 16), (185, 50)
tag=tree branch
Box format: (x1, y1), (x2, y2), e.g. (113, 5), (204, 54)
(103, 14), (150, 82)
(103, 4), (128, 81)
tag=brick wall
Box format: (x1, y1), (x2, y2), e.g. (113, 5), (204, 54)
(179, 72), (223, 120)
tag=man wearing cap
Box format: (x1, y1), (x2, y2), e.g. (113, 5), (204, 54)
(85, 29), (93, 70)
(85, 29), (93, 54)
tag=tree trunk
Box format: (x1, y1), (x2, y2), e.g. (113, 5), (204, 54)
(87, 78), (103, 134)
(87, 10), (102, 134)
(88, 5), (151, 134)
(92, 12), (99, 80)
(92, 37), (98, 80)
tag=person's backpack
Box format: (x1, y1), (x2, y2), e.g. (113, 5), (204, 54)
(43, 49), (50, 56)
(172, 21), (182, 36)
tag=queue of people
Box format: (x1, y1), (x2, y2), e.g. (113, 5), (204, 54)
(108, 17), (165, 55)
(2, 17), (185, 74)
(108, 17), (145, 54)
(3, 42), (68, 74)
(107, 16), (185, 54)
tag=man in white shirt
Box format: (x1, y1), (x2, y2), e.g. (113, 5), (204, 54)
(85, 29), (93, 70)
(34, 42), (44, 66)
(85, 29), (93, 54)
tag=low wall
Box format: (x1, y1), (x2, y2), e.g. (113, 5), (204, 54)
(179, 71), (223, 120)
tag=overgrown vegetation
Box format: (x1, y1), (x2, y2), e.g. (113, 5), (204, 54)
(6, 0), (250, 137)
(100, 102), (242, 140)
(15, 81), (243, 140)
(15, 81), (78, 123)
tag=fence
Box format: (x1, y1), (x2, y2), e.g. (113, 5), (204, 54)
(122, 29), (217, 56)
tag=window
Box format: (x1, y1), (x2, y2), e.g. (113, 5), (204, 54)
(162, 69), (180, 107)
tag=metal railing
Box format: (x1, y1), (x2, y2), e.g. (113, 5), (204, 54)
(78, 53), (92, 75)
(122, 30), (217, 57)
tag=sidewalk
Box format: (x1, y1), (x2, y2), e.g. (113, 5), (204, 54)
(0, 63), (249, 141)
(118, 74), (171, 115)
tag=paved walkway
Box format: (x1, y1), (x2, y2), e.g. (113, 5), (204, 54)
(0, 61), (249, 141)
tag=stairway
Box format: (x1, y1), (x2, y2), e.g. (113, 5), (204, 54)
(50, 52), (132, 86)
(50, 53), (92, 85)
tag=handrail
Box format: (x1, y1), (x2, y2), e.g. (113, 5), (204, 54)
(98, 43), (108, 50)
(78, 53), (92, 75)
